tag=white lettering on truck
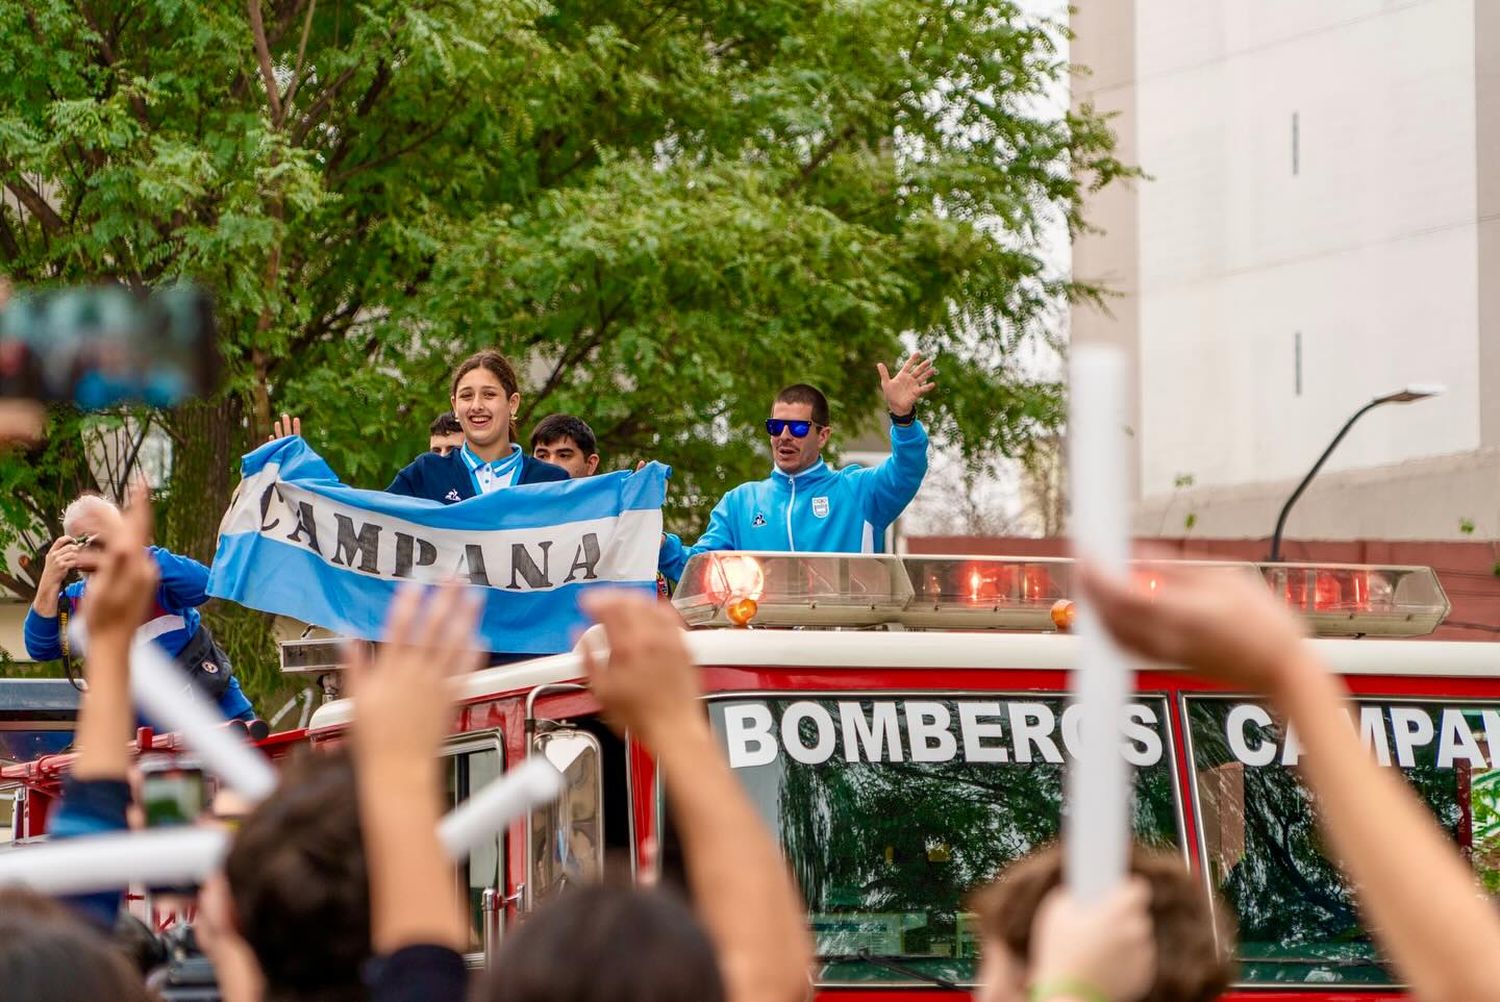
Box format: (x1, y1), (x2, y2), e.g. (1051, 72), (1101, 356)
(1221, 702), (1500, 769)
(720, 699), (1168, 769)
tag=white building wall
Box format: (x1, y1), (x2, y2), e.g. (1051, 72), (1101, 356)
(1134, 0), (1481, 498)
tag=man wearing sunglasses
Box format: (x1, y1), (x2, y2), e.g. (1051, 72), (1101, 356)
(659, 353), (935, 581)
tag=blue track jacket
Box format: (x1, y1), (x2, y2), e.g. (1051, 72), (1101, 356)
(659, 420), (929, 581)
(23, 547), (255, 721)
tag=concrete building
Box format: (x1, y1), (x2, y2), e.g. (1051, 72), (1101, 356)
(1071, 0), (1500, 541)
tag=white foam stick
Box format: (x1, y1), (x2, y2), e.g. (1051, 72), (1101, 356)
(1065, 345), (1134, 902)
(0, 827), (228, 894)
(127, 637), (279, 803)
(439, 756), (566, 858)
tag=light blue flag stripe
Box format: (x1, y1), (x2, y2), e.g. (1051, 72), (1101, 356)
(209, 438), (669, 655)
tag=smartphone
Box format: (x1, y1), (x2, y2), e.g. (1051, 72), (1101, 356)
(139, 758), (207, 830)
(0, 283), (220, 409)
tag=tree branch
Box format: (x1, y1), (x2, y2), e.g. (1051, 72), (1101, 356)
(282, 0), (318, 110)
(247, 0), (286, 125)
(778, 123), (858, 197)
(0, 162), (65, 235)
(524, 262), (625, 421)
(329, 112), (452, 185)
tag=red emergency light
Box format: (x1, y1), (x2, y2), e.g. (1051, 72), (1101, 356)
(672, 553), (1451, 636)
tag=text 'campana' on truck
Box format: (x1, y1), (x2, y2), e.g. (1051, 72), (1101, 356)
(1, 551), (1492, 999)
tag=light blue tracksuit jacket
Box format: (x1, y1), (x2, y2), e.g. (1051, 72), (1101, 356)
(659, 421), (929, 581)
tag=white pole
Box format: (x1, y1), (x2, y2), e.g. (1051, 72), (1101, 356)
(127, 638), (279, 803)
(0, 828), (228, 894)
(438, 756), (566, 858)
(1065, 345), (1134, 901)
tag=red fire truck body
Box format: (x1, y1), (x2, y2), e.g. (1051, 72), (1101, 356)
(305, 552), (1500, 998)
(6, 551), (1497, 999)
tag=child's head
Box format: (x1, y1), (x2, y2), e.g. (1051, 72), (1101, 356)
(970, 844), (1235, 1002)
(475, 883), (725, 1002)
(224, 751), (370, 1002)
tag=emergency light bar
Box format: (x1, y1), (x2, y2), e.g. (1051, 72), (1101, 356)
(672, 552), (1452, 637)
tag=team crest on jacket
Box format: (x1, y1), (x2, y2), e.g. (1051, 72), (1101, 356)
(751, 512), (767, 527)
(812, 496), (830, 518)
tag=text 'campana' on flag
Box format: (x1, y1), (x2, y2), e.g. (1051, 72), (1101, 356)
(207, 437), (668, 655)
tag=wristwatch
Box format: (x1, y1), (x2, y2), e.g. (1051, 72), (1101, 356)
(889, 409), (917, 427)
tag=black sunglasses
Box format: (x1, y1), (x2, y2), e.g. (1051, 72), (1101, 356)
(765, 419), (820, 438)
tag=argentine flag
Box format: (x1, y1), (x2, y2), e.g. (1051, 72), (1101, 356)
(209, 437), (667, 655)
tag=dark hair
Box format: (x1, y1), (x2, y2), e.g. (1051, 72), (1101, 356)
(774, 384), (829, 427)
(225, 751), (369, 1002)
(529, 413), (598, 456)
(0, 889), (154, 1002)
(451, 350), (521, 443)
(970, 844), (1235, 1002)
(428, 411), (462, 437)
(477, 884), (725, 1002)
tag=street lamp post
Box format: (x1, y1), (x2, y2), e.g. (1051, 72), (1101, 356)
(1267, 384), (1445, 562)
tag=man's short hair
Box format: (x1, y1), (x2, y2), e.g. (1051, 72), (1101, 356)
(225, 751), (369, 1000)
(970, 844), (1235, 1002)
(429, 411), (462, 437)
(530, 413), (598, 456)
(774, 384), (829, 427)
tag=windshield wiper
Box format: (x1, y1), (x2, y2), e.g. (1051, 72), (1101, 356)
(1242, 956), (1386, 969)
(816, 947), (962, 989)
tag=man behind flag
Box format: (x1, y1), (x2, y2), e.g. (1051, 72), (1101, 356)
(658, 353), (936, 582)
(209, 436), (667, 656)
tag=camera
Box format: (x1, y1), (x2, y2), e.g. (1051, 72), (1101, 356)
(0, 283), (220, 409)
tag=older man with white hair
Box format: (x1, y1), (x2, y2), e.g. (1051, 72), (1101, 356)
(25, 493), (258, 724)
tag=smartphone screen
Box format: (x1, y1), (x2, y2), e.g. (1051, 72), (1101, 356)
(0, 284), (219, 408)
(141, 767), (206, 829)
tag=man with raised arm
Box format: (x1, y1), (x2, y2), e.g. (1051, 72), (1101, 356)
(659, 353), (936, 582)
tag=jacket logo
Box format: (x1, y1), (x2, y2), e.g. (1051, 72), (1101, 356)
(751, 512), (767, 527)
(812, 496), (830, 518)
(444, 489), (462, 502)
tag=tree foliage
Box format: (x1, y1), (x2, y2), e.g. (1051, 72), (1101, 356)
(0, 0), (1131, 701)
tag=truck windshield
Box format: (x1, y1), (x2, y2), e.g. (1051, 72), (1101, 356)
(1185, 696), (1500, 987)
(708, 695), (1182, 987)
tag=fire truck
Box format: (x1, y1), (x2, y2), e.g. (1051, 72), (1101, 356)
(5, 551), (1500, 1000)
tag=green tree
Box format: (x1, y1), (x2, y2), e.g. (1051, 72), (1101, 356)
(0, 0), (1131, 705)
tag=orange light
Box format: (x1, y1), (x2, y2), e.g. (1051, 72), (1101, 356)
(1050, 599), (1075, 631)
(703, 554), (767, 605)
(726, 597), (759, 627)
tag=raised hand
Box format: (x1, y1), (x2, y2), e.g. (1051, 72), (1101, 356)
(1029, 878), (1156, 1002)
(1078, 563), (1307, 697)
(346, 580), (483, 955)
(267, 413), (302, 443)
(578, 591), (701, 745)
(877, 352), (937, 416)
(345, 581), (483, 765)
(37, 536), (81, 593)
(79, 481), (158, 650)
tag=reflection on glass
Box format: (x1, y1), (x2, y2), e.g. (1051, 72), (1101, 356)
(1186, 697), (1500, 987)
(530, 731), (603, 906)
(709, 696), (1180, 986)
(444, 744), (503, 953)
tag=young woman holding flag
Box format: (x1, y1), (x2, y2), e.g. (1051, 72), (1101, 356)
(271, 349), (569, 502)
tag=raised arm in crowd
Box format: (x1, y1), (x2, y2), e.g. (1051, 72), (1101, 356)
(1082, 562), (1500, 1002)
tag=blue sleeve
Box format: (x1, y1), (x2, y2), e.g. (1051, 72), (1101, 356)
(23, 607), (63, 662)
(855, 420), (930, 527)
(50, 777), (131, 930)
(386, 463), (420, 497)
(153, 547), (210, 610)
(659, 493), (739, 582)
(364, 944), (468, 1002)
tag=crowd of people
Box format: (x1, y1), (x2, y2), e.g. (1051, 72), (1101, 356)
(11, 345), (1500, 1002)
(1, 467), (1498, 1001)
